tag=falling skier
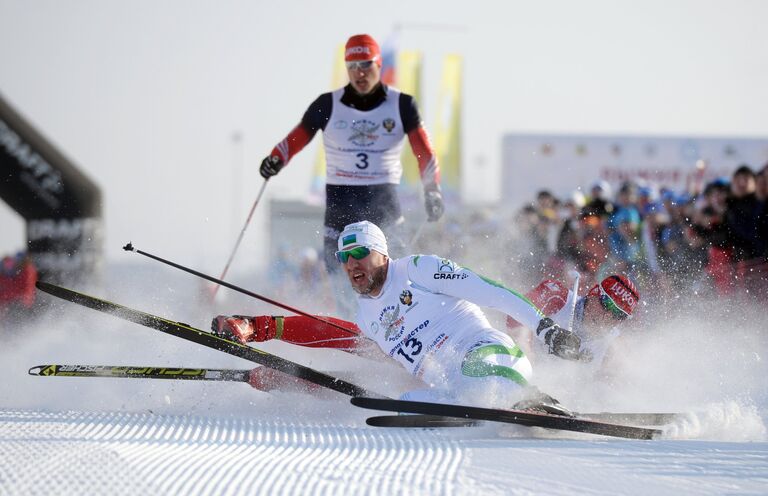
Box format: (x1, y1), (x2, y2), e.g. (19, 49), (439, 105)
(505, 274), (640, 376)
(212, 221), (588, 413)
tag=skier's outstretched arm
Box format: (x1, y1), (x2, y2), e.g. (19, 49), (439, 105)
(211, 314), (363, 353)
(258, 93), (331, 179)
(211, 315), (385, 394)
(407, 255), (585, 360)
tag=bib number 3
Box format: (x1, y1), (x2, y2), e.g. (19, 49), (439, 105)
(355, 152), (369, 169)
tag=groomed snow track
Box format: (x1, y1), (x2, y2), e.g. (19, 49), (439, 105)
(0, 409), (466, 495)
(1, 409), (767, 495)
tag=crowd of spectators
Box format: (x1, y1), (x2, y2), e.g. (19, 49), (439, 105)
(512, 162), (768, 307)
(265, 161), (767, 319)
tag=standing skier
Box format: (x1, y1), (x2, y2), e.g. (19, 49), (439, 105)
(258, 34), (443, 273)
(213, 221), (585, 412)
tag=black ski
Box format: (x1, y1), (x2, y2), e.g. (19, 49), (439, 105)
(366, 414), (480, 428)
(365, 412), (678, 429)
(351, 397), (662, 440)
(29, 364), (251, 382)
(36, 281), (384, 399)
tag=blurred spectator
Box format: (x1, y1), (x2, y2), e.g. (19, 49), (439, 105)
(636, 184), (665, 280)
(0, 251), (38, 327)
(636, 183), (661, 219)
(268, 243), (299, 300)
(658, 193), (704, 293)
(581, 181), (615, 219)
(691, 180), (732, 294)
(555, 192), (586, 270)
(731, 164), (768, 298)
(295, 247), (334, 311)
(575, 213), (610, 289)
(607, 182), (644, 278)
(535, 189), (560, 253)
(297, 247), (323, 286)
(523, 190), (561, 278)
(505, 205), (544, 289)
(724, 165), (760, 262)
(755, 164), (768, 257)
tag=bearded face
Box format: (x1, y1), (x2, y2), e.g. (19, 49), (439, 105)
(342, 249), (389, 296)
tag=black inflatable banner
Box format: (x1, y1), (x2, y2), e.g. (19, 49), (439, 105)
(0, 93), (103, 284)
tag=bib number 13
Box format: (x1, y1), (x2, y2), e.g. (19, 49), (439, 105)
(396, 337), (423, 364)
(355, 152), (369, 169)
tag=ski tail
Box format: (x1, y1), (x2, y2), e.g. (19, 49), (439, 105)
(366, 414), (479, 428)
(579, 412), (679, 426)
(29, 364), (251, 382)
(35, 281), (384, 399)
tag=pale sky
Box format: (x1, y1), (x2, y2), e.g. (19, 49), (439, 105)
(1, 0), (767, 271)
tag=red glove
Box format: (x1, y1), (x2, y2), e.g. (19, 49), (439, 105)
(211, 314), (359, 349)
(210, 315), (281, 344)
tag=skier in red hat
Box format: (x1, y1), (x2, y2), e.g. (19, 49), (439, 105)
(258, 34), (443, 278)
(506, 274), (640, 372)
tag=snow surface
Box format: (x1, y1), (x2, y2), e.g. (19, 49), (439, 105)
(1, 403), (767, 496)
(2, 270), (767, 495)
(1, 408), (767, 496)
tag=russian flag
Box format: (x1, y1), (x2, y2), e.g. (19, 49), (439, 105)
(380, 33), (397, 86)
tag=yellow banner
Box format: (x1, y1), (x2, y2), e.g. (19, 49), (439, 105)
(397, 50), (423, 188)
(434, 54), (462, 191)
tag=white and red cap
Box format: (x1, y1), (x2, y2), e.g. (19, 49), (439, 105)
(338, 220), (388, 257)
(344, 34), (381, 65)
(588, 275), (640, 316)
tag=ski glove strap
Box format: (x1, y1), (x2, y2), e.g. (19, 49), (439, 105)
(251, 316), (281, 341)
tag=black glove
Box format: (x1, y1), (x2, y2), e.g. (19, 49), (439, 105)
(424, 185), (444, 222)
(536, 318), (585, 361)
(259, 155), (284, 179)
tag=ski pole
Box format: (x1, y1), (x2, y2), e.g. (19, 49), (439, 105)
(37, 281), (383, 398)
(29, 364), (251, 382)
(409, 221), (426, 248)
(29, 363), (355, 395)
(212, 179), (268, 300)
(567, 270), (581, 332)
(122, 243), (361, 337)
